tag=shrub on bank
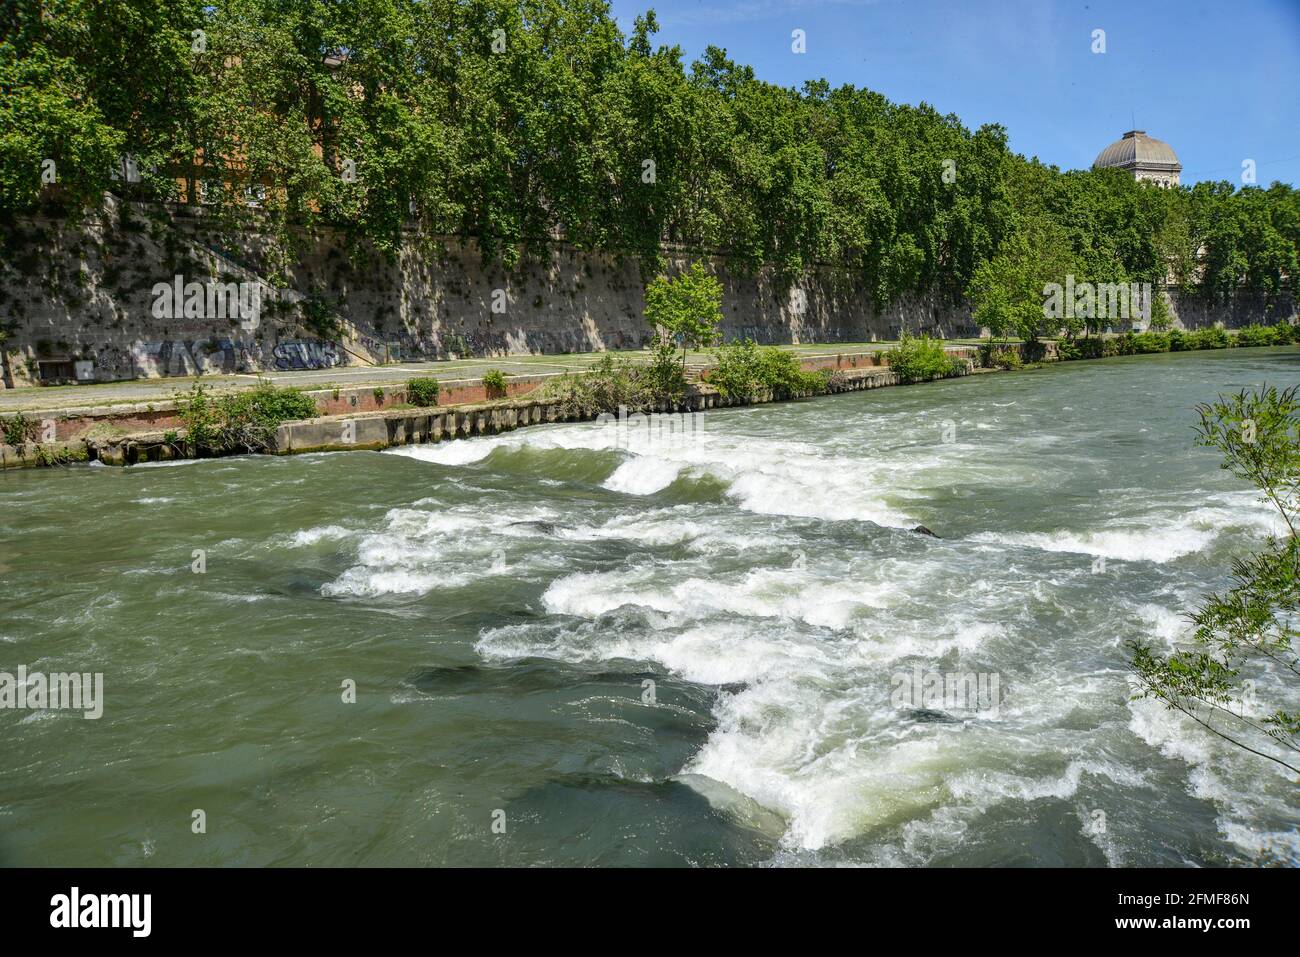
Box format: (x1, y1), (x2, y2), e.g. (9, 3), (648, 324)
(1236, 324), (1282, 348)
(978, 342), (1023, 368)
(544, 347), (687, 418)
(1117, 332), (1172, 355)
(2, 410), (41, 446)
(1021, 339), (1049, 363)
(709, 339), (828, 400)
(176, 380), (318, 454)
(889, 332), (963, 383)
(1196, 326), (1231, 349)
(1057, 337), (1106, 360)
(645, 333), (689, 402)
(406, 378), (440, 406)
(1056, 324), (1297, 359)
(481, 369), (508, 398)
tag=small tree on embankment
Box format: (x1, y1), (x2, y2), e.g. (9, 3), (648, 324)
(644, 262), (723, 377)
(967, 214), (1076, 351)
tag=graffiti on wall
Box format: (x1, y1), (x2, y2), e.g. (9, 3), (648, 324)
(271, 339), (345, 371)
(131, 338), (259, 378)
(356, 332), (436, 363)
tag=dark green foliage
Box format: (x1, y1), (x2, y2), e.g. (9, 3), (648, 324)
(175, 379), (317, 453)
(978, 343), (1022, 369)
(1166, 327), (1229, 351)
(303, 296), (344, 342)
(1199, 327), (1231, 349)
(546, 350), (687, 417)
(1055, 327), (1289, 359)
(1057, 337), (1105, 361)
(2, 411), (40, 446)
(1118, 332), (1171, 354)
(645, 334), (687, 404)
(1236, 324), (1282, 348)
(644, 263), (723, 370)
(887, 333), (962, 383)
(481, 369), (508, 398)
(406, 377), (440, 407)
(3, 1), (1294, 322)
(174, 382), (220, 450)
(708, 339), (828, 400)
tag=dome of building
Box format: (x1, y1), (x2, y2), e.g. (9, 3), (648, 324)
(1093, 130), (1181, 187)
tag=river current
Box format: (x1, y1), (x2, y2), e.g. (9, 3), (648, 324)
(2, 347), (1298, 866)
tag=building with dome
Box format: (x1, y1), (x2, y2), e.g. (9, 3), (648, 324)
(1093, 130), (1181, 187)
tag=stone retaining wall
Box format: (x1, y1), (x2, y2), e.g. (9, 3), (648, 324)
(0, 196), (973, 389)
(84, 364), (920, 467)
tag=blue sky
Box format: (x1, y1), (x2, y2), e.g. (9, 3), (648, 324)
(607, 0), (1300, 187)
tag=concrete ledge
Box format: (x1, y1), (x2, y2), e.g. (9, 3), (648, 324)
(0, 339), (1181, 469)
(1, 356), (973, 469)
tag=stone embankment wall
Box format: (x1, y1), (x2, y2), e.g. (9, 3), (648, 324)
(0, 197), (972, 389)
(1165, 287), (1295, 328)
(0, 196), (1292, 390)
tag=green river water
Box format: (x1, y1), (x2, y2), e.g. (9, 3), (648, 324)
(2, 347), (1298, 866)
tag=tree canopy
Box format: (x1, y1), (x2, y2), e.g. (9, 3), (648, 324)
(1, 0), (1296, 314)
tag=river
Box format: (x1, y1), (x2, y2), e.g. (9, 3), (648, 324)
(2, 347), (1298, 866)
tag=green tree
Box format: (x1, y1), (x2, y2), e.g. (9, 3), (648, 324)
(0, 6), (123, 213)
(1130, 385), (1300, 774)
(968, 213), (1075, 342)
(1, 0), (1295, 327)
(643, 261), (723, 372)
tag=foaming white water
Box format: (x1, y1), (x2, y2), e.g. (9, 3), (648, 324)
(387, 423), (635, 466)
(389, 438), (505, 466)
(541, 565), (899, 634)
(556, 506), (767, 553)
(388, 419), (919, 527)
(469, 482), (1292, 859)
(972, 526), (1215, 563)
(1127, 694), (1300, 861)
(474, 544), (1052, 851)
(289, 524), (354, 546)
(604, 456), (684, 495)
(689, 705), (954, 851)
(94, 456), (231, 469)
(1133, 603), (1194, 651)
(320, 502), (562, 597)
(362, 358), (1300, 862)
(476, 607), (967, 850)
(970, 493), (1284, 564)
